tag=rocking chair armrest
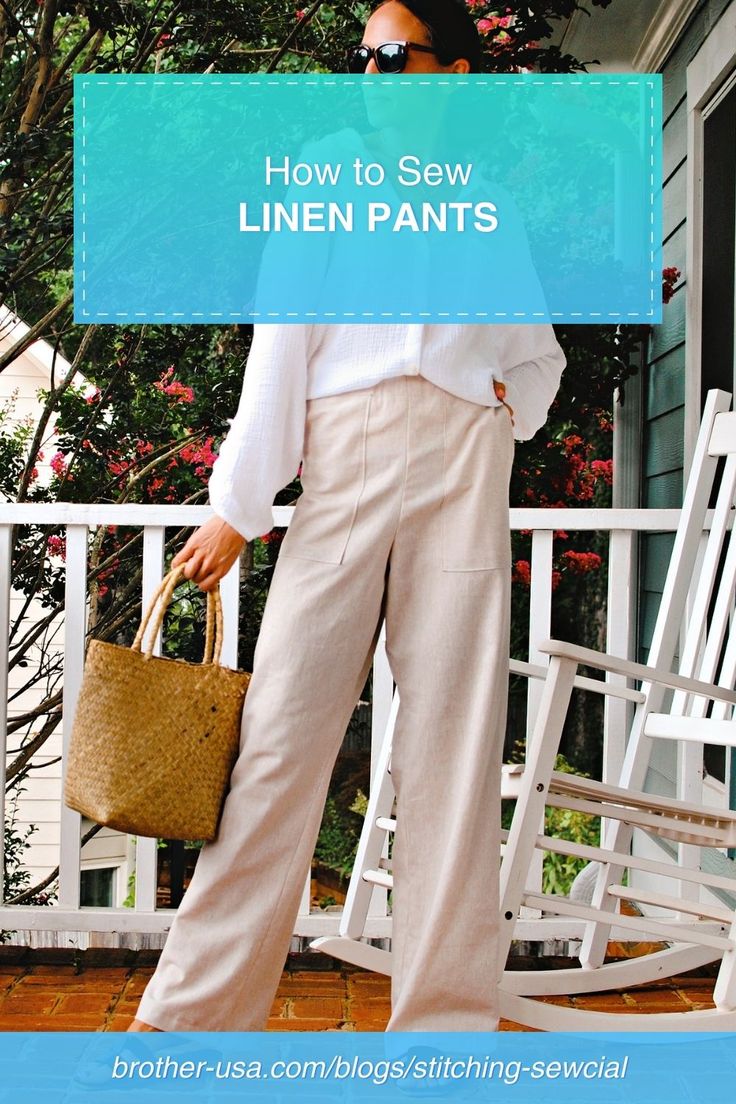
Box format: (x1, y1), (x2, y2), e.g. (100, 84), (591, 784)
(537, 639), (736, 706)
(509, 658), (548, 680)
(509, 657), (645, 703)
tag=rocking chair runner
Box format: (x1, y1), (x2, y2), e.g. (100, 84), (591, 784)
(310, 388), (736, 1030)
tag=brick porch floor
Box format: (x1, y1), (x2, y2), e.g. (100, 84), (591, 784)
(0, 947), (718, 1032)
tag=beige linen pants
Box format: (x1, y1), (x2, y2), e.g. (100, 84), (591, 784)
(135, 373), (513, 1032)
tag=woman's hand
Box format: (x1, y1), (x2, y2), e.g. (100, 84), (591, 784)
(171, 513), (246, 593)
(493, 379), (515, 427)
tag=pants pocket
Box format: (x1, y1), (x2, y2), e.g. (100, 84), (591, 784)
(279, 388), (374, 565)
(441, 399), (514, 572)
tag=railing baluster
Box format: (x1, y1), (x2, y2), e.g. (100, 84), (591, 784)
(524, 530), (554, 906)
(218, 556), (241, 670)
(134, 527), (166, 915)
(603, 528), (637, 849)
(528, 529), (554, 749)
(59, 525), (88, 911)
(604, 529), (637, 783)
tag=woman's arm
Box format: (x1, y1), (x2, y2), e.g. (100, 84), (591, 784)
(170, 325), (310, 592)
(493, 324), (567, 441)
(207, 324), (311, 541)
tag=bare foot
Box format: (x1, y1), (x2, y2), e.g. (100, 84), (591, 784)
(127, 1017), (163, 1032)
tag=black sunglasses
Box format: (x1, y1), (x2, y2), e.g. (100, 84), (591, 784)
(346, 40), (438, 74)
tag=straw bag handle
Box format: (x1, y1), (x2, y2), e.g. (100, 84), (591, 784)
(132, 564), (224, 665)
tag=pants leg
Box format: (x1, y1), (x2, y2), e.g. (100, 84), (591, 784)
(383, 380), (514, 1031)
(135, 387), (399, 1032)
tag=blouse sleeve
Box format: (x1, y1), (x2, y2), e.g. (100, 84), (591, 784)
(494, 323), (567, 442)
(207, 325), (310, 541)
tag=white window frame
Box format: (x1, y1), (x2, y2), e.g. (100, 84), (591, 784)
(684, 0), (736, 809)
(684, 0), (736, 476)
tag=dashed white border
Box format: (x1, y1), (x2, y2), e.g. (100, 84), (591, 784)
(78, 75), (660, 321)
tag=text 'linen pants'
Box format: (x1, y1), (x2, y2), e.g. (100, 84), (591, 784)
(135, 373), (514, 1032)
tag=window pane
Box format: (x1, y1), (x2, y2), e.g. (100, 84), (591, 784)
(80, 867), (115, 908)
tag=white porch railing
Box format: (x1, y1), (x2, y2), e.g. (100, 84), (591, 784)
(0, 503), (689, 946)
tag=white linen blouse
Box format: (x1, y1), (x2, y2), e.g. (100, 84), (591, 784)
(207, 321), (566, 541)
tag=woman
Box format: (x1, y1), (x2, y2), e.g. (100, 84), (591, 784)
(130, 0), (566, 1033)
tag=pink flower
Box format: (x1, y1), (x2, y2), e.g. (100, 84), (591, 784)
(153, 368), (195, 404)
(512, 559), (531, 587)
(295, 8), (306, 19)
(47, 535), (66, 560)
(562, 550), (603, 575)
(50, 451), (68, 478)
(107, 457), (132, 476)
(591, 459), (613, 485)
(178, 436), (219, 484)
(663, 265), (681, 304)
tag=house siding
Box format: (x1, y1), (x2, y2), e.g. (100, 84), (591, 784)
(1, 342), (130, 903)
(639, 0), (733, 665)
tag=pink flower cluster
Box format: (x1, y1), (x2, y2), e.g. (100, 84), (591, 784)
(470, 5), (515, 37)
(513, 559), (563, 591)
(591, 459), (613, 486)
(108, 439), (155, 478)
(261, 529), (285, 545)
(153, 366), (195, 404)
(50, 451), (72, 480)
(177, 437), (218, 481)
(512, 559), (531, 587)
(561, 550), (603, 574)
(662, 265), (681, 305)
(47, 535), (66, 561)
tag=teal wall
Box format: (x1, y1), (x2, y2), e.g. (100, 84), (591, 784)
(639, 0), (733, 663)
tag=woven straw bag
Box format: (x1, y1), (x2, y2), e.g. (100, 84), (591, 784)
(63, 564), (251, 841)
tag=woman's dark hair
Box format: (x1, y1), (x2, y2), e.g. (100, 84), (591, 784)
(375, 0), (485, 73)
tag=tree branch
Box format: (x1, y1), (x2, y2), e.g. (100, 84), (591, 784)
(266, 0), (326, 73)
(6, 822), (104, 905)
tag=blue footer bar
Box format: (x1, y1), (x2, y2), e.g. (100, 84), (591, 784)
(0, 1030), (733, 1102)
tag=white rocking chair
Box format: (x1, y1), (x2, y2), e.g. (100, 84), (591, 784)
(497, 387), (736, 1029)
(310, 388), (736, 1029)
